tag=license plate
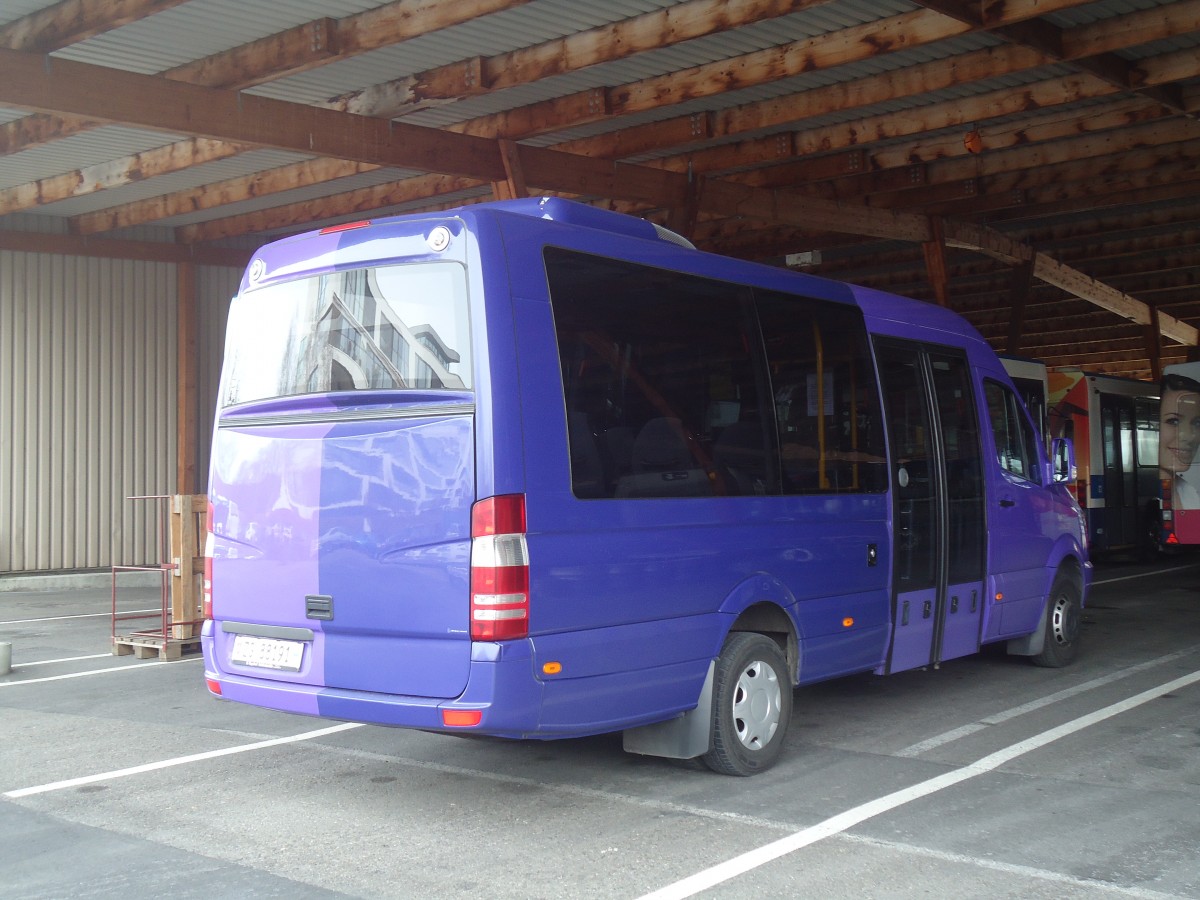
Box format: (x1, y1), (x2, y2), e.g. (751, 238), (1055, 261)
(230, 634), (305, 672)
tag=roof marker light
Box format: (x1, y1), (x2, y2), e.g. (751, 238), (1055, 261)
(319, 220), (372, 234)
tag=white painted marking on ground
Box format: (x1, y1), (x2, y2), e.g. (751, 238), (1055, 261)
(15, 653), (112, 667)
(841, 833), (1189, 900)
(636, 667), (1200, 900)
(4, 722), (364, 798)
(896, 646), (1200, 757)
(1092, 563), (1200, 586)
(0, 656), (200, 688)
(0, 608), (158, 626)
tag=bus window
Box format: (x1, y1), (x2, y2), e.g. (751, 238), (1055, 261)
(220, 263), (471, 406)
(757, 291), (886, 495)
(546, 248), (768, 499)
(985, 381), (1041, 484)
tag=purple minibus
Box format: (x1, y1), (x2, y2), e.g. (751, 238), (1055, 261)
(202, 197), (1090, 775)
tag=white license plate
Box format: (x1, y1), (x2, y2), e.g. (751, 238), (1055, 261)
(230, 634), (305, 672)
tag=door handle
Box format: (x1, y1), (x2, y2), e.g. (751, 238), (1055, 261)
(999, 498), (1016, 507)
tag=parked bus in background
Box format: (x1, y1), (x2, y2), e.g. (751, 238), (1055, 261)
(202, 198), (1090, 776)
(1045, 369), (1160, 557)
(1159, 362), (1200, 546)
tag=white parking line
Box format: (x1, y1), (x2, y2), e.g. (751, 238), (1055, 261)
(896, 646), (1200, 757)
(636, 666), (1200, 900)
(0, 656), (200, 688)
(4, 722), (364, 799)
(1092, 562), (1200, 586)
(18, 653), (113, 667)
(0, 608), (159, 626)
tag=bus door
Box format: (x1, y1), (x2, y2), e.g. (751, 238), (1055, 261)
(1099, 394), (1136, 548)
(875, 340), (987, 672)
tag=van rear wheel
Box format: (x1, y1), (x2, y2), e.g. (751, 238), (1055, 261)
(1031, 572), (1082, 668)
(703, 632), (791, 776)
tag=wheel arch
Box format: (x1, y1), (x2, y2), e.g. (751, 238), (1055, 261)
(717, 574), (801, 683)
(1006, 557), (1084, 658)
(728, 600), (800, 685)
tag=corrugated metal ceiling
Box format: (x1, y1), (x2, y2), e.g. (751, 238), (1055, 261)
(0, 0), (1197, 378)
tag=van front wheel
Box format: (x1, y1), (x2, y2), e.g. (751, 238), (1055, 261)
(1031, 572), (1082, 668)
(703, 632), (792, 776)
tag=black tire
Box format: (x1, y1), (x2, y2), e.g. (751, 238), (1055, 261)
(1031, 571), (1082, 668)
(703, 632), (792, 776)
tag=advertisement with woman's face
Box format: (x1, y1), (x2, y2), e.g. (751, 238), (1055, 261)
(1160, 363), (1200, 511)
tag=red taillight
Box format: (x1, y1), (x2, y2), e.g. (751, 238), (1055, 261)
(203, 500), (214, 620)
(1161, 479), (1177, 546)
(470, 494), (529, 641)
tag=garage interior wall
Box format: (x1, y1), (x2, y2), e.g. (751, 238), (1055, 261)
(0, 249), (236, 574)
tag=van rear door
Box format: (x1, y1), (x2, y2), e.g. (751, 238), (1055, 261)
(209, 259), (476, 699)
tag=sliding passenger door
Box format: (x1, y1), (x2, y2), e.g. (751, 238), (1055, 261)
(875, 340), (986, 672)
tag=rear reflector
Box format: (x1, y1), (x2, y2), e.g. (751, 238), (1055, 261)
(203, 501), (214, 620)
(206, 678), (222, 695)
(471, 495), (528, 640)
(442, 709), (482, 727)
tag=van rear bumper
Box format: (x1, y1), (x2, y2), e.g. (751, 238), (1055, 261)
(203, 634), (547, 737)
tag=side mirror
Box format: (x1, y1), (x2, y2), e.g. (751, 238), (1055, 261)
(1051, 437), (1076, 484)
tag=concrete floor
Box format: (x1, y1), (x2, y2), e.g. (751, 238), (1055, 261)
(2, 556), (1199, 899)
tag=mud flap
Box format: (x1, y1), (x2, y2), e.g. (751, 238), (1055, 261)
(622, 660), (715, 760)
(1006, 596), (1049, 657)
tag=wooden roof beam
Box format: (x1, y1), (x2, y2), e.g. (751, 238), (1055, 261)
(0, 138), (250, 216)
(0, 0), (188, 52)
(913, 0), (1199, 114)
(0, 0), (535, 156)
(3, 44), (1182, 349)
(327, 0), (826, 117)
(0, 0), (188, 152)
(64, 1), (1196, 235)
(945, 223), (1197, 344)
(0, 227), (249, 266)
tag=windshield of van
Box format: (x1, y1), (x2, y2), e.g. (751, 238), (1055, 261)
(220, 262), (471, 406)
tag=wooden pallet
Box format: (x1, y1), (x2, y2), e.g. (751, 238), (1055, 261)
(112, 633), (201, 661)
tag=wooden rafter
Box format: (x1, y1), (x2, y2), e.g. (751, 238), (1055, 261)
(0, 0), (188, 52)
(912, 0), (1197, 113)
(0, 0), (1197, 378)
(0, 0), (536, 156)
(12, 40), (1185, 348)
(326, 0), (829, 118)
(67, 2), (1199, 240)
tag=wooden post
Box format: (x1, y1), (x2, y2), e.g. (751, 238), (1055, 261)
(666, 170), (703, 240)
(170, 493), (207, 639)
(1145, 304), (1163, 384)
(921, 216), (950, 307)
(491, 139), (528, 200)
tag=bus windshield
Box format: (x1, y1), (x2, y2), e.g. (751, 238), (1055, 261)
(220, 262), (472, 407)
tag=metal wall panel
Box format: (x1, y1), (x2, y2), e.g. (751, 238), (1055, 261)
(0, 249), (208, 573)
(195, 265), (238, 495)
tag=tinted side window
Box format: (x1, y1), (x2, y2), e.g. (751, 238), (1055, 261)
(758, 291), (887, 494)
(547, 248), (772, 499)
(985, 380), (1042, 484)
(1135, 398), (1160, 467)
